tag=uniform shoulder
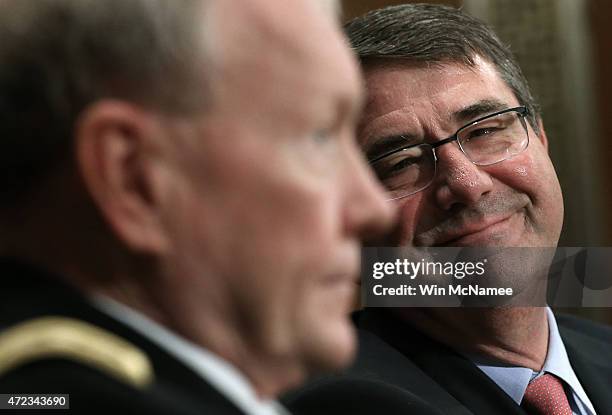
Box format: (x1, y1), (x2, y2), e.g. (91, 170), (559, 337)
(0, 315), (154, 388)
(0, 315), (247, 415)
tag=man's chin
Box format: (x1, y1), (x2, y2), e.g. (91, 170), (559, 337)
(303, 319), (357, 375)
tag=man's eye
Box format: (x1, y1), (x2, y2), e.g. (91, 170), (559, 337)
(375, 156), (420, 180)
(465, 127), (503, 141)
(388, 157), (417, 174)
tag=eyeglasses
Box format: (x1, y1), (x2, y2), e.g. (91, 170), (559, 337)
(369, 106), (530, 201)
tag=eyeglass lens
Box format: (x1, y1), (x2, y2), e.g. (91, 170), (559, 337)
(371, 109), (529, 200)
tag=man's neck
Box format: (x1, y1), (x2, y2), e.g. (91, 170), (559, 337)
(398, 307), (549, 371)
(97, 280), (303, 400)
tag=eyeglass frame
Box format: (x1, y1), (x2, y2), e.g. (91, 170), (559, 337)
(369, 105), (530, 200)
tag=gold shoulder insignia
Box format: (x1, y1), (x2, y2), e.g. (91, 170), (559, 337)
(0, 316), (154, 388)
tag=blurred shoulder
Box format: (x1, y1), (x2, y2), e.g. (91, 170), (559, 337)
(286, 375), (442, 415)
(555, 312), (612, 344)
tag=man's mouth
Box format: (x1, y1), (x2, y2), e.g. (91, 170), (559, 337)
(423, 210), (525, 247)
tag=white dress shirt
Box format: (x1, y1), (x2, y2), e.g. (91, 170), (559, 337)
(471, 308), (596, 415)
(92, 296), (291, 415)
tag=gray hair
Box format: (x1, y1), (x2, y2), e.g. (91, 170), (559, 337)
(0, 0), (207, 205)
(344, 3), (540, 132)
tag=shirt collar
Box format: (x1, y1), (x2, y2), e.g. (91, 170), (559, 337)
(469, 308), (595, 414)
(470, 355), (532, 404)
(92, 295), (290, 415)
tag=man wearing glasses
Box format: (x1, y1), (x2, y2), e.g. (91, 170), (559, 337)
(285, 4), (611, 415)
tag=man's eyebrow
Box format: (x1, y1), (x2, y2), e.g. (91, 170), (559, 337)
(364, 100), (511, 162)
(364, 134), (418, 162)
(452, 99), (509, 124)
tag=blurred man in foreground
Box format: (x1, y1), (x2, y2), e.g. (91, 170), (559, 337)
(285, 4), (612, 415)
(0, 0), (394, 413)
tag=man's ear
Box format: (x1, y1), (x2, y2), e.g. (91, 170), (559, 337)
(536, 118), (549, 151)
(74, 100), (170, 255)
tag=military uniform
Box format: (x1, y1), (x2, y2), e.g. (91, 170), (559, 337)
(0, 259), (245, 414)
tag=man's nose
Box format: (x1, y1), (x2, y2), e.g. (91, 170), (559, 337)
(343, 147), (396, 241)
(431, 143), (493, 211)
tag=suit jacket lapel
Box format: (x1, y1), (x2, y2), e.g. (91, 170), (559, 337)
(353, 328), (472, 415)
(359, 309), (527, 415)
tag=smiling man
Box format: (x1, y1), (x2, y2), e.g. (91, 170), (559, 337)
(0, 0), (393, 414)
(361, 55), (563, 249)
(285, 4), (612, 415)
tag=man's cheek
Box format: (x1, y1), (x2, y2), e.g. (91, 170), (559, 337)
(487, 154), (535, 190)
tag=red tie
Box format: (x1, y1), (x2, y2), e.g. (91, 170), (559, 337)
(521, 373), (573, 415)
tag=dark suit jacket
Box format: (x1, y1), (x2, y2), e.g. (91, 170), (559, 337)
(284, 308), (612, 415)
(0, 259), (245, 414)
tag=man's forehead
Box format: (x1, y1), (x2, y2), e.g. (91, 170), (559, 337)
(210, 0), (334, 62)
(205, 0), (362, 122)
(362, 56), (505, 108)
(210, 1), (353, 79)
(358, 57), (517, 144)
